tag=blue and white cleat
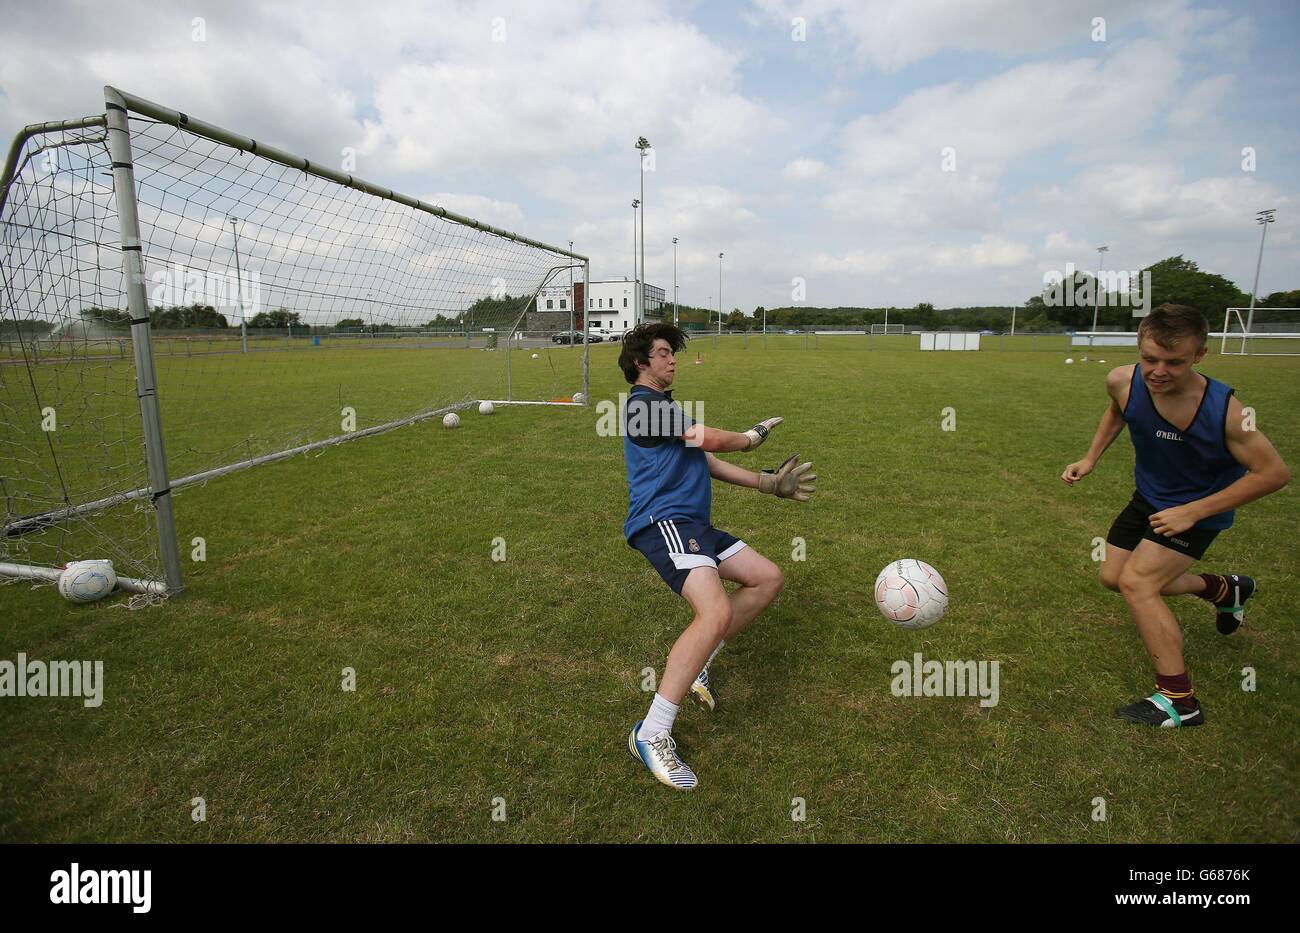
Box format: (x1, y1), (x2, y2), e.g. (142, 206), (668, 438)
(1215, 574), (1255, 635)
(628, 721), (698, 791)
(690, 666), (716, 712)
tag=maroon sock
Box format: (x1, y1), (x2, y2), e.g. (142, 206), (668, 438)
(1156, 672), (1197, 713)
(1197, 573), (1228, 604)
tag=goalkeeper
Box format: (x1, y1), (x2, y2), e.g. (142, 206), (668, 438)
(617, 323), (815, 791)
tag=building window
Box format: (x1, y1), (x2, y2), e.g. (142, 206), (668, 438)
(624, 298), (628, 307)
(589, 298), (593, 308)
(546, 299), (553, 309)
(560, 299), (566, 310)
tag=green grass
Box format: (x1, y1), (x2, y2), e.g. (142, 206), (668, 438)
(1, 340), (1297, 842)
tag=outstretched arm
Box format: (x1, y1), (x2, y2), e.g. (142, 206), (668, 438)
(706, 451), (760, 488)
(1062, 366), (1129, 485)
(684, 417), (783, 452)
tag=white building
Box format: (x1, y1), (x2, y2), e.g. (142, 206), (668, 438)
(537, 278), (665, 334)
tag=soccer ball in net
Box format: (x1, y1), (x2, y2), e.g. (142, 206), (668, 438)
(57, 560), (117, 603)
(873, 559), (948, 629)
(478, 401), (495, 415)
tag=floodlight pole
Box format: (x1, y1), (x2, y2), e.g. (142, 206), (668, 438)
(631, 199), (639, 325)
(1246, 209), (1276, 337)
(1090, 245), (1109, 333)
(672, 237), (678, 326)
(637, 137), (651, 325)
(230, 216), (248, 353)
(569, 239), (574, 337)
(718, 252), (723, 335)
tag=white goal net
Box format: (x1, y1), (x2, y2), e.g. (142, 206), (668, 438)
(1, 87), (589, 598)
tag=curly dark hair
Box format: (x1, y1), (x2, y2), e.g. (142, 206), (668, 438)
(618, 322), (689, 383)
(1138, 303), (1209, 350)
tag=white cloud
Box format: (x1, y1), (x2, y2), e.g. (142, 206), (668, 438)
(749, 0), (1146, 73)
(782, 158), (827, 180)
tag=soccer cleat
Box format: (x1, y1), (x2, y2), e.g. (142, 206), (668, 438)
(1114, 693), (1204, 728)
(628, 721), (698, 791)
(690, 666), (716, 712)
(1214, 574), (1255, 635)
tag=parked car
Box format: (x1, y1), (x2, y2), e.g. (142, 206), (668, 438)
(551, 330), (586, 344)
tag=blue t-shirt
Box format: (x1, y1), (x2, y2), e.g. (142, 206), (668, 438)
(1123, 365), (1246, 530)
(622, 384), (711, 541)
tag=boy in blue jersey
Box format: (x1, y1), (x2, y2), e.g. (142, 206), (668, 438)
(619, 323), (816, 790)
(1062, 304), (1289, 727)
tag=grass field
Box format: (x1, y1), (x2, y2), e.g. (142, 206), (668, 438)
(1, 338), (1297, 842)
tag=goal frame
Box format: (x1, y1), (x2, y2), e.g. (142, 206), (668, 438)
(1220, 307), (1300, 357)
(1, 86), (590, 598)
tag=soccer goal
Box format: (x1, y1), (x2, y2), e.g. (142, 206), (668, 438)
(870, 323), (904, 335)
(1, 87), (589, 601)
(1219, 307), (1300, 356)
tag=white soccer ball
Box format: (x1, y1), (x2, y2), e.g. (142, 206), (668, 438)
(58, 559), (117, 603)
(873, 559), (948, 630)
(443, 412), (460, 429)
(1065, 358), (1074, 364)
(478, 401), (495, 415)
(531, 353), (539, 359)
(572, 392), (586, 405)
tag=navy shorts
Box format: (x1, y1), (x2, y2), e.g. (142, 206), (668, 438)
(1106, 490), (1220, 561)
(628, 520), (748, 594)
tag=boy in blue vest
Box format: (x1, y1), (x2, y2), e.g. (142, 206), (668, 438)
(619, 323), (816, 790)
(1062, 304), (1289, 727)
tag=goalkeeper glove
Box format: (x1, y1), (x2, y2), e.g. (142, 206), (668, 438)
(744, 416), (784, 450)
(758, 454), (816, 502)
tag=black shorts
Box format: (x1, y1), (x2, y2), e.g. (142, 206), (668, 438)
(1106, 491), (1220, 561)
(628, 520), (747, 594)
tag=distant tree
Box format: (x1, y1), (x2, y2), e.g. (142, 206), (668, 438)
(248, 308), (303, 328)
(1261, 289), (1300, 308)
(1144, 256), (1248, 321)
(334, 318), (365, 331)
(150, 303), (229, 329)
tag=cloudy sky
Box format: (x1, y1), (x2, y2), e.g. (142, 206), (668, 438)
(2, 0), (1296, 312)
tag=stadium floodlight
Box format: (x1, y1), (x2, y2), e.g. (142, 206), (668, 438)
(1091, 246), (1109, 332)
(1246, 209), (1276, 336)
(1, 87), (589, 601)
(636, 137), (651, 324)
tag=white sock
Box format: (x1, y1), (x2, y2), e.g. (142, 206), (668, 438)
(638, 692), (679, 741)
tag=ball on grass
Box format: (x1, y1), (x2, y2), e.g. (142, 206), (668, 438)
(478, 401), (495, 415)
(58, 560), (117, 603)
(1065, 358), (1074, 364)
(572, 392), (586, 405)
(443, 412), (460, 429)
